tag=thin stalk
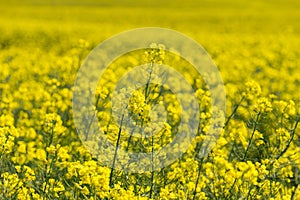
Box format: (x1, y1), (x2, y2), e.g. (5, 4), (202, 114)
(145, 62), (154, 101)
(291, 184), (299, 200)
(84, 96), (100, 140)
(42, 120), (55, 199)
(224, 178), (237, 200)
(192, 157), (204, 200)
(276, 118), (299, 160)
(224, 96), (245, 128)
(242, 112), (260, 161)
(109, 111), (126, 188)
(149, 134), (155, 199)
(126, 128), (136, 151)
(144, 62), (155, 199)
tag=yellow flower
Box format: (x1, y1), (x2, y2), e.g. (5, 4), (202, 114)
(243, 80), (261, 100)
(255, 97), (273, 113)
(46, 144), (57, 154)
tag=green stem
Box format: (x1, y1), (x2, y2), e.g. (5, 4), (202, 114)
(145, 62), (154, 102)
(192, 157), (204, 200)
(149, 134), (155, 199)
(276, 117), (299, 160)
(109, 111), (125, 188)
(224, 96), (245, 128)
(84, 95), (100, 140)
(291, 184), (299, 200)
(242, 112), (260, 161)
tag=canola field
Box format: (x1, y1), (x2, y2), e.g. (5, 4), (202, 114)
(1, 0), (300, 199)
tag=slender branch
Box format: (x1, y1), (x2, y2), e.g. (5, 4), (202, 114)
(242, 112), (260, 161)
(145, 62), (154, 102)
(291, 184), (299, 200)
(276, 118), (299, 160)
(224, 96), (245, 128)
(126, 128), (136, 151)
(42, 119), (55, 199)
(224, 178), (237, 200)
(109, 111), (126, 188)
(149, 133), (155, 199)
(144, 61), (155, 199)
(84, 95), (100, 140)
(192, 157), (204, 200)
